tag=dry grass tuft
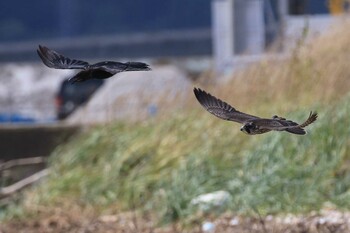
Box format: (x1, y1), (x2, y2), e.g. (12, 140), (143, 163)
(194, 21), (350, 117)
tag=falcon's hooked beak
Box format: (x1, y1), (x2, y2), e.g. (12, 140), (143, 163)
(240, 125), (249, 134)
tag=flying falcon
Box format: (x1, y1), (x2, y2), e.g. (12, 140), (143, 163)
(37, 45), (151, 83)
(193, 88), (317, 135)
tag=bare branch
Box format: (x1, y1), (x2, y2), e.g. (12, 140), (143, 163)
(0, 169), (49, 198)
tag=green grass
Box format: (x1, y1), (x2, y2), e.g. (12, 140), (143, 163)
(228, 102), (350, 215)
(5, 94), (348, 224)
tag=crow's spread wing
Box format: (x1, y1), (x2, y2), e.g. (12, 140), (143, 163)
(37, 45), (89, 70)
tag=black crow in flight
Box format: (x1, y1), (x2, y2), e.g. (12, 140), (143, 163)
(37, 45), (151, 83)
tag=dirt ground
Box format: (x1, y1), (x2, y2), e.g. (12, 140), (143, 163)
(1, 209), (350, 233)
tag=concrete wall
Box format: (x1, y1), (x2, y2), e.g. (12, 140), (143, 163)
(0, 124), (80, 161)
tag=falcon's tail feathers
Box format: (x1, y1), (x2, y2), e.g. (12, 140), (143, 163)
(285, 111), (317, 135)
(299, 111), (318, 128)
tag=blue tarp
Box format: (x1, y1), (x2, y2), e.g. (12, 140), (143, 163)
(0, 113), (36, 123)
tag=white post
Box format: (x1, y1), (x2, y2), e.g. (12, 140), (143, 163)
(234, 0), (265, 54)
(277, 0), (288, 51)
(211, 0), (234, 74)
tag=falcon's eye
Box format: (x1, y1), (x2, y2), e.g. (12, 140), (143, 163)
(250, 123), (257, 129)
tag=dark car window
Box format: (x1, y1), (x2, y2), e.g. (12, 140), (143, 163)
(56, 78), (104, 119)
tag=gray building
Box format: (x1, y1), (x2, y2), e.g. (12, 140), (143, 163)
(0, 0), (334, 62)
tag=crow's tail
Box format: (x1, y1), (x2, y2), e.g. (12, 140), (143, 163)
(124, 62), (151, 71)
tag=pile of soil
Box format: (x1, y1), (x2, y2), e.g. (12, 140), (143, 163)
(2, 209), (350, 233)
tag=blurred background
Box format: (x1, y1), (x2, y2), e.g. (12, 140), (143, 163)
(0, 0), (343, 122)
(1, 0), (350, 232)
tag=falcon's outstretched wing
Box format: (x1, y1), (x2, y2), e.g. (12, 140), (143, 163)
(193, 88), (259, 124)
